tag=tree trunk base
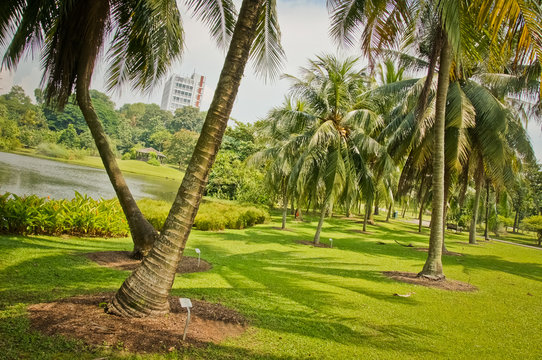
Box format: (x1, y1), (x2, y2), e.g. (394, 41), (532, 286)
(416, 272), (446, 281)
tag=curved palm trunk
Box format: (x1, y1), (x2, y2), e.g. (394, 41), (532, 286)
(74, 0), (157, 259)
(313, 204), (327, 244)
(469, 158), (484, 244)
(107, 0), (264, 317)
(419, 34), (451, 280)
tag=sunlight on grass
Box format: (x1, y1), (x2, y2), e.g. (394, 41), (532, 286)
(1, 214), (541, 359)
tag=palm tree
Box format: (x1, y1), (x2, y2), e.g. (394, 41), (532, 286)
(107, 0), (285, 317)
(1, 0), (185, 258)
(328, 0), (542, 279)
(265, 55), (389, 244)
(252, 98), (305, 230)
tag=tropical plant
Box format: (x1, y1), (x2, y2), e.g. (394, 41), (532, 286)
(1, 0), (184, 258)
(328, 0), (542, 279)
(107, 0), (285, 317)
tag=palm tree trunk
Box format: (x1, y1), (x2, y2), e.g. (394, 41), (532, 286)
(281, 177), (288, 230)
(363, 198), (372, 232)
(374, 191), (379, 215)
(469, 158), (484, 244)
(416, 175), (426, 219)
(107, 0), (264, 317)
(386, 202), (392, 222)
(484, 180), (490, 240)
(74, 0), (157, 260)
(419, 33), (450, 280)
(513, 207), (519, 233)
(314, 204), (327, 244)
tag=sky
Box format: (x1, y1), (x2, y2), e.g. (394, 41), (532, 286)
(1, 0), (541, 162)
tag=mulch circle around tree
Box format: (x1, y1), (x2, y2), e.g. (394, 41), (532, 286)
(28, 293), (247, 354)
(296, 240), (331, 248)
(84, 251), (212, 273)
(382, 271), (477, 292)
(414, 248), (463, 256)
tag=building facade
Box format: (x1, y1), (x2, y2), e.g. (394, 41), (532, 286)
(160, 73), (205, 112)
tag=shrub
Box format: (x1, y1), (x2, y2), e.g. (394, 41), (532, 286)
(522, 215), (542, 246)
(147, 158), (161, 166)
(0, 192), (129, 237)
(136, 198), (269, 231)
(136, 198), (170, 230)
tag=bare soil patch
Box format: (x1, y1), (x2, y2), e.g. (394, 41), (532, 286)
(382, 271), (477, 292)
(84, 251), (212, 273)
(28, 293), (247, 353)
(296, 240), (331, 248)
(414, 248), (463, 256)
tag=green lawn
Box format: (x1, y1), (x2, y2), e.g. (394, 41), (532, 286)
(13, 148), (184, 181)
(1, 214), (541, 359)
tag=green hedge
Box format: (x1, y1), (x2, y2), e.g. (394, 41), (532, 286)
(0, 193), (269, 237)
(137, 198), (269, 231)
(0, 192), (129, 237)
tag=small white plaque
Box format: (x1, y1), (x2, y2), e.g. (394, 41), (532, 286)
(180, 298), (192, 308)
(195, 248), (201, 254)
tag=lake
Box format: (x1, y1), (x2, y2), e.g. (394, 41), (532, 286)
(0, 152), (181, 202)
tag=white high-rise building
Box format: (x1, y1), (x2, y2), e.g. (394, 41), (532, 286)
(160, 72), (205, 112)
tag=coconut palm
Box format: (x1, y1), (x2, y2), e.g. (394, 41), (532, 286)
(252, 98), (306, 230)
(265, 55), (392, 244)
(1, 0), (187, 258)
(108, 0), (285, 317)
(328, 0), (542, 279)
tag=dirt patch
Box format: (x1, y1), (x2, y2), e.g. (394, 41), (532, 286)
(84, 251), (212, 273)
(28, 293), (247, 353)
(296, 240), (331, 248)
(382, 271), (477, 292)
(414, 248), (463, 256)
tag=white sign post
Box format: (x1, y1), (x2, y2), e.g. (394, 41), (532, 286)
(179, 298), (193, 340)
(329, 238), (333, 248)
(195, 248), (201, 267)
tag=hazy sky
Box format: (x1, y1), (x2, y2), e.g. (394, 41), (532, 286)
(1, 0), (541, 161)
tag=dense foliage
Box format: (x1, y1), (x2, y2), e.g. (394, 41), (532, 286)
(137, 198), (269, 231)
(0, 192), (128, 237)
(0, 193), (270, 237)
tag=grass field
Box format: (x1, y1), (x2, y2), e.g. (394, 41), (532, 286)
(1, 213), (541, 359)
(13, 148), (184, 181)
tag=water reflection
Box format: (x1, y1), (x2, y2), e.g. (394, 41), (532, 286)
(0, 152), (180, 202)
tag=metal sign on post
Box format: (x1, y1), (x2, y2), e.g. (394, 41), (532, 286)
(195, 248), (201, 267)
(179, 298), (193, 340)
(329, 238), (333, 248)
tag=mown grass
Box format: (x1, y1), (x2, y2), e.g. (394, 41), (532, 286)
(12, 148), (184, 181)
(1, 213), (541, 359)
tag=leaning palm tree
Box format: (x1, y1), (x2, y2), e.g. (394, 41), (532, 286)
(1, 0), (187, 258)
(328, 0), (542, 279)
(108, 0), (285, 317)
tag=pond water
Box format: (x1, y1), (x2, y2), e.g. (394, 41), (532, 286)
(0, 152), (180, 202)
